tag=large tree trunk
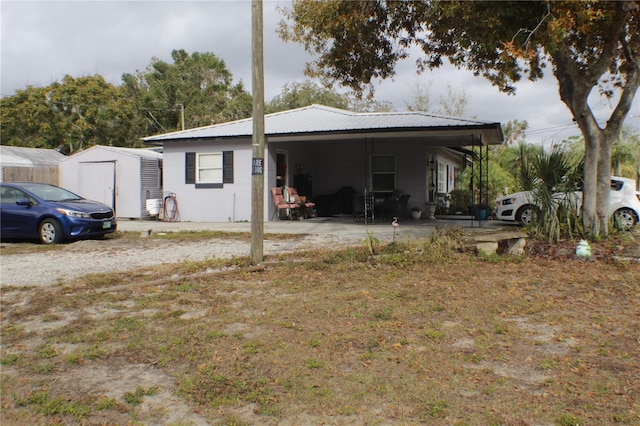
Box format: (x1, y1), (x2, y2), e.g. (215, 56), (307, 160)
(581, 131), (600, 236)
(597, 141), (614, 235)
(552, 46), (602, 235)
(549, 1), (639, 238)
(552, 70), (635, 237)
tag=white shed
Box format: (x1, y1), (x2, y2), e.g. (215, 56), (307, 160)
(60, 146), (163, 219)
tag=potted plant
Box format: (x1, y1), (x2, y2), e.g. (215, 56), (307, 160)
(448, 189), (471, 215)
(410, 206), (422, 220)
(472, 203), (491, 220)
(425, 201), (437, 219)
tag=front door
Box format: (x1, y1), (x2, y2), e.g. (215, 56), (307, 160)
(426, 155), (437, 202)
(275, 151), (288, 188)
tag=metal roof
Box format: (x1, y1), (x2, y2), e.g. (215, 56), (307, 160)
(143, 104), (504, 145)
(63, 145), (163, 161)
(0, 146), (65, 167)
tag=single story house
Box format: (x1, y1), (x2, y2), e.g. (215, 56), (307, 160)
(0, 145), (65, 184)
(59, 145), (163, 219)
(143, 104), (503, 222)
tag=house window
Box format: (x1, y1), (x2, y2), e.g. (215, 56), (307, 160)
(371, 155), (395, 192)
(185, 151), (233, 188)
(437, 162), (446, 193)
(198, 153), (223, 183)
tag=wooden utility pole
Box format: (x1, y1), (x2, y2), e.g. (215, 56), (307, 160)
(250, 0), (265, 264)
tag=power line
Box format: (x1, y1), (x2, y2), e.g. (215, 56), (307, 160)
(526, 122), (578, 136)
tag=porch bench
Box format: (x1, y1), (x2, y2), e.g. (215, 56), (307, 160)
(473, 231), (528, 256)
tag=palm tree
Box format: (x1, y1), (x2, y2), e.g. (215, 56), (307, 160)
(528, 145), (582, 242)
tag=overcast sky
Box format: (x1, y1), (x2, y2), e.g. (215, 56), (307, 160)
(1, 0), (638, 144)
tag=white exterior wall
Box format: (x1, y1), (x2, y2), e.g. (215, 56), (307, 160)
(436, 149), (464, 193)
(163, 137), (466, 222)
(59, 146), (161, 219)
(368, 140), (430, 208)
(163, 139), (270, 222)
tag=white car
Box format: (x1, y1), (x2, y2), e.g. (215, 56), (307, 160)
(495, 176), (640, 229)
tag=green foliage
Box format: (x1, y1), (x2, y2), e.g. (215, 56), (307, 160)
(266, 80), (349, 113)
(279, 1), (637, 100)
(266, 79), (394, 113)
(305, 358), (323, 369)
(422, 399), (448, 419)
(562, 129), (640, 179)
(363, 230), (379, 255)
(0, 76), (137, 151)
(502, 119), (529, 146)
(1, 49), (252, 151)
(1, 353), (20, 365)
(35, 344), (57, 359)
(555, 414), (583, 426)
(123, 386), (158, 405)
(95, 398), (117, 410)
(122, 49), (252, 134)
(460, 151), (515, 207)
(21, 390), (91, 419)
(524, 145), (583, 242)
(491, 142), (543, 193)
(424, 329), (445, 340)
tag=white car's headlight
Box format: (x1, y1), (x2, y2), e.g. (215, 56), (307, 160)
(501, 198), (516, 205)
(56, 208), (90, 219)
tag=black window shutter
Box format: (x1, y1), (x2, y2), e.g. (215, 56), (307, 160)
(223, 151), (233, 183)
(185, 152), (195, 184)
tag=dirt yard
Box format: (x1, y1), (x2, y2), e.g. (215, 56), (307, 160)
(1, 230), (639, 425)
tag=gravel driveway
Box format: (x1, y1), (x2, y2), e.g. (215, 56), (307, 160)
(1, 218), (509, 288)
(0, 233), (358, 288)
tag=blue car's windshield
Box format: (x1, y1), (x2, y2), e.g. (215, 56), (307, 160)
(21, 183), (83, 202)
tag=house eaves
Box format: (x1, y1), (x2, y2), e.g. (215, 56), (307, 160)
(142, 104), (504, 146)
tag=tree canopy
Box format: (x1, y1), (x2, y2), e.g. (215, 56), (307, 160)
(0, 75), (136, 151)
(266, 80), (350, 113)
(266, 80), (394, 113)
(279, 0), (640, 237)
(0, 50), (253, 152)
(0, 50), (395, 153)
(121, 49), (252, 134)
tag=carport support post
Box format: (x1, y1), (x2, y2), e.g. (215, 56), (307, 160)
(250, 0), (265, 264)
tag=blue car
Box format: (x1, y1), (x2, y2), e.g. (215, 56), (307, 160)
(0, 182), (116, 244)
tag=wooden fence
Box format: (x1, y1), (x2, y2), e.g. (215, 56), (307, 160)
(1, 166), (59, 185)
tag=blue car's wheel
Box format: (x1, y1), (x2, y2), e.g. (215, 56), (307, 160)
(39, 219), (63, 244)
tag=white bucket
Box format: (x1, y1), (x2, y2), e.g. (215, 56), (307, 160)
(145, 198), (162, 216)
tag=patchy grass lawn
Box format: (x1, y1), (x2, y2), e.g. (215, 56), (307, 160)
(1, 232), (639, 425)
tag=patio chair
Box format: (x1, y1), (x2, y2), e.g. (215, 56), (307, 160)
(271, 187), (300, 220)
(364, 191), (375, 224)
(287, 187), (316, 218)
(380, 192), (410, 218)
(352, 191), (374, 224)
(398, 194), (410, 217)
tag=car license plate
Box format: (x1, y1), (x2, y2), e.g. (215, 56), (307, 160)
(103, 221), (112, 229)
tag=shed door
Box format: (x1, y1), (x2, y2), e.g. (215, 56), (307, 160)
(79, 162), (115, 210)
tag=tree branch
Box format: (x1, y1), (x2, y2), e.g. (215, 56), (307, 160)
(511, 2), (552, 50)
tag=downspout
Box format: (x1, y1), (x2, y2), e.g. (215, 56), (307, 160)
(232, 192), (236, 222)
